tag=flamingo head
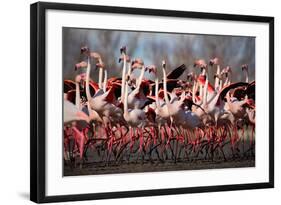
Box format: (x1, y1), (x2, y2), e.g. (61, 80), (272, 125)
(120, 46), (126, 54)
(80, 46), (90, 55)
(75, 61), (87, 71)
(241, 64), (249, 72)
(95, 61), (105, 70)
(145, 65), (157, 75)
(221, 66), (232, 77)
(209, 57), (219, 66)
(131, 58), (144, 70)
(162, 60), (166, 70)
(194, 59), (207, 72)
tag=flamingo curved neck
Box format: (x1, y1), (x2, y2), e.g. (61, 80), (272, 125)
(244, 70), (249, 83)
(219, 78), (223, 90)
(202, 69), (207, 76)
(98, 67), (103, 89)
(124, 80), (129, 115)
(155, 77), (159, 107)
(215, 65), (220, 90)
(228, 73), (232, 84)
(136, 65), (145, 88)
(121, 54), (127, 103)
(127, 62), (132, 76)
(103, 69), (108, 92)
(162, 68), (170, 105)
(85, 57), (92, 102)
(203, 76), (209, 105)
(199, 84), (203, 103)
(192, 81), (197, 103)
(75, 81), (80, 109)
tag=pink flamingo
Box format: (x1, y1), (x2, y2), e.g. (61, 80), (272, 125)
(123, 74), (147, 160)
(81, 47), (123, 126)
(209, 57), (221, 91)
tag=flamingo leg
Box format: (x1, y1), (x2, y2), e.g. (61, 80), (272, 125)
(163, 124), (175, 160)
(160, 126), (166, 160)
(72, 126), (86, 160)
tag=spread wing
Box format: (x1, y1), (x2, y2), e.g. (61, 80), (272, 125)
(64, 80), (75, 93)
(166, 64), (187, 79)
(219, 82), (249, 101)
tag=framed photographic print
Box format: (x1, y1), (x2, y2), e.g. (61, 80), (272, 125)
(30, 1), (274, 203)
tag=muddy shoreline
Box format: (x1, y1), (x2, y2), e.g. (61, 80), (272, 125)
(64, 157), (255, 176)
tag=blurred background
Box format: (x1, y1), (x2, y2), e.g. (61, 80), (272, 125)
(63, 27), (255, 83)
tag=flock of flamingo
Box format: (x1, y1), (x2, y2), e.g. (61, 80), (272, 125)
(64, 45), (255, 168)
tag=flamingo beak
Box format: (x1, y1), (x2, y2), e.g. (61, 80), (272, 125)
(162, 61), (166, 69)
(242, 64), (248, 71)
(120, 46), (126, 54)
(80, 46), (89, 54)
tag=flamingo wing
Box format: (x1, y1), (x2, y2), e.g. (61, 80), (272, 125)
(197, 75), (215, 93)
(80, 80), (98, 99)
(64, 80), (75, 93)
(64, 100), (89, 124)
(140, 98), (155, 109)
(104, 83), (122, 103)
(111, 82), (122, 99)
(246, 80), (255, 100)
(219, 82), (249, 101)
(66, 90), (76, 104)
(153, 79), (181, 93)
(233, 88), (247, 101)
(166, 64), (187, 79)
(89, 80), (99, 93)
(140, 81), (151, 96)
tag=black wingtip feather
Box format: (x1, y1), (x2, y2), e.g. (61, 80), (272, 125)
(166, 64), (187, 79)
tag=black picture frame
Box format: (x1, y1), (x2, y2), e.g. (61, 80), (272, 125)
(30, 1), (274, 203)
